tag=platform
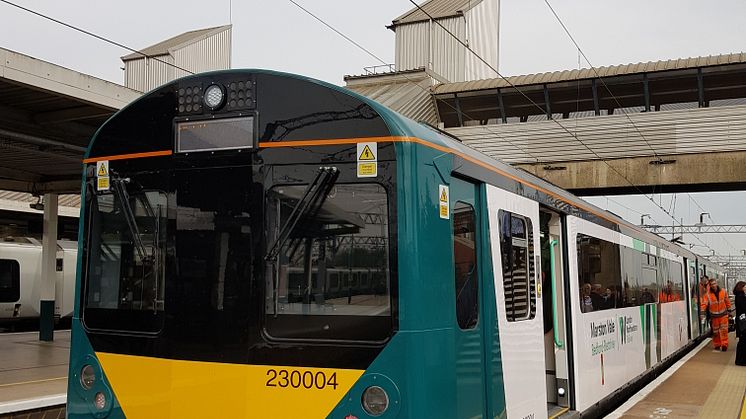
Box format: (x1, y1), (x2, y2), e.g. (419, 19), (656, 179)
(607, 332), (746, 419)
(0, 331), (69, 418)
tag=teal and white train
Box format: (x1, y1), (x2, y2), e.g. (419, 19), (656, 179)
(66, 69), (720, 418)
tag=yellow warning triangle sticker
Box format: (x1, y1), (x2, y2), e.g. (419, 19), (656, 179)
(359, 145), (376, 161)
(440, 189), (448, 202)
(97, 162), (108, 177)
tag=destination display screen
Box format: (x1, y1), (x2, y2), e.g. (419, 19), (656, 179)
(176, 116), (254, 153)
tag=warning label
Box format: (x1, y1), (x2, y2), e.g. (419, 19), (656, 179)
(97, 176), (110, 191)
(439, 185), (449, 219)
(96, 161), (109, 177)
(358, 144), (376, 161)
(96, 160), (110, 191)
(357, 142), (377, 178)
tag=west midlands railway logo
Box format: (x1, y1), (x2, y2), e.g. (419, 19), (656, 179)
(619, 316), (637, 345)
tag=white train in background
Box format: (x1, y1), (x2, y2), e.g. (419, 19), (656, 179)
(0, 237), (77, 325)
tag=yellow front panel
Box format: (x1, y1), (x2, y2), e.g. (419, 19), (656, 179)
(97, 352), (364, 418)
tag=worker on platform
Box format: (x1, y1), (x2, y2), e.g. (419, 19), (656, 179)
(700, 277), (732, 351)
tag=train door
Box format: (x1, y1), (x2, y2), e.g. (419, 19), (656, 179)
(486, 184), (548, 419)
(450, 177), (489, 418)
(540, 209), (571, 415)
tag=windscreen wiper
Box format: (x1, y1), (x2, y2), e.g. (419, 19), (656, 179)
(265, 166), (339, 262)
(110, 175), (149, 262)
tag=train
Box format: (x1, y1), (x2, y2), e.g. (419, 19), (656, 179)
(67, 69), (727, 418)
(0, 236), (76, 326)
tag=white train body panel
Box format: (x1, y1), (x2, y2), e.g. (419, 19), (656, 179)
(0, 239), (76, 322)
(660, 301), (688, 359)
(486, 184), (548, 419)
(568, 216), (691, 411)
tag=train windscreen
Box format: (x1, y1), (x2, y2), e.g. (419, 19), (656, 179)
(264, 179), (392, 342)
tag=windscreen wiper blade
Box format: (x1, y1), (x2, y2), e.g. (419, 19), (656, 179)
(285, 168), (340, 259)
(110, 176), (149, 262)
(265, 166), (339, 262)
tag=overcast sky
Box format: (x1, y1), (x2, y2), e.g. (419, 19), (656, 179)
(2, 0), (746, 261)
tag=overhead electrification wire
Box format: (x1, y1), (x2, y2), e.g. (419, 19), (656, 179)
(542, 0), (662, 163)
(686, 193), (738, 253)
(287, 0), (543, 163)
(541, 0), (729, 256)
(404, 0), (692, 232)
(0, 0), (195, 75)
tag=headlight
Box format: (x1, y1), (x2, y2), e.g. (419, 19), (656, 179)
(94, 392), (106, 410)
(80, 364), (95, 390)
(361, 385), (389, 416)
(204, 84), (225, 110)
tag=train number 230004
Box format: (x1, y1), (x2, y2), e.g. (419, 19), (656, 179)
(265, 369), (339, 390)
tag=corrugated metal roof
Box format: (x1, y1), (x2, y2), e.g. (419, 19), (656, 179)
(0, 190), (80, 208)
(345, 69), (439, 125)
(391, 0), (482, 26)
(122, 25), (231, 61)
(433, 52), (746, 95)
(446, 103), (746, 164)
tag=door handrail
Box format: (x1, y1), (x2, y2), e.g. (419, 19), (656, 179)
(550, 239), (564, 348)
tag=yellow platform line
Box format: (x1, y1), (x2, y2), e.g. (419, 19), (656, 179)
(740, 388), (746, 419)
(549, 407), (570, 419)
(0, 377), (66, 388)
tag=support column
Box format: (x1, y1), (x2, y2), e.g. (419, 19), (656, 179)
(39, 193), (58, 342)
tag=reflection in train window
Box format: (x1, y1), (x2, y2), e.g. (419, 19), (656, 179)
(577, 235), (622, 312)
(499, 211), (535, 321)
(264, 183), (391, 341)
(453, 201), (478, 330)
(577, 233), (684, 311)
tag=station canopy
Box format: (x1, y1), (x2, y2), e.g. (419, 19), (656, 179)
(0, 47), (140, 194)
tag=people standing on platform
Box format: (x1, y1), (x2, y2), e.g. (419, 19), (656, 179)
(580, 283), (594, 313)
(700, 277), (732, 351)
(734, 280), (746, 366)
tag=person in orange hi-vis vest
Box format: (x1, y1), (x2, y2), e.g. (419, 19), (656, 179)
(700, 277), (732, 351)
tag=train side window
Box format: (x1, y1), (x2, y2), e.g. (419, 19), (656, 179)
(577, 234), (623, 312)
(453, 201), (478, 329)
(0, 259), (20, 303)
(499, 210), (535, 321)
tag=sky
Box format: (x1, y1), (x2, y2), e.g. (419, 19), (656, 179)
(2, 0), (746, 262)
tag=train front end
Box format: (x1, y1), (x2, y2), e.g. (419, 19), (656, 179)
(67, 70), (405, 418)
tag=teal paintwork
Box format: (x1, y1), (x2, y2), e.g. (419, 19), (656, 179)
(66, 69), (508, 418)
(329, 117), (507, 418)
(66, 174), (127, 418)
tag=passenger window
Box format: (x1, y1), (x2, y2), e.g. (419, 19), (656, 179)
(499, 211), (535, 321)
(577, 234), (622, 312)
(0, 259), (20, 303)
(453, 201), (478, 330)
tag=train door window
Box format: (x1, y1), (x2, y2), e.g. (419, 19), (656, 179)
(660, 260), (684, 302)
(639, 254), (658, 304)
(453, 201), (478, 329)
(499, 210), (535, 321)
(576, 234), (623, 312)
(621, 246), (643, 307)
(0, 259), (20, 303)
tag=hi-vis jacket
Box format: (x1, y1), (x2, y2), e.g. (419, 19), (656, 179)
(701, 288), (732, 318)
